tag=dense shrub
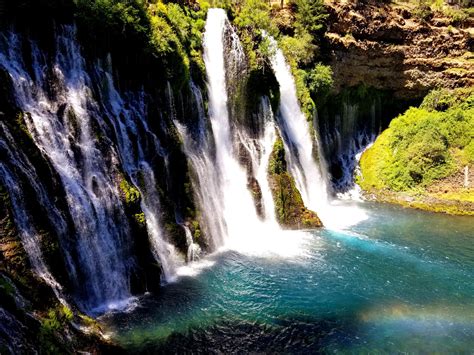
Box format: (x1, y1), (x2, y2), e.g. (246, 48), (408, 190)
(75, 0), (208, 87)
(305, 64), (334, 103)
(359, 88), (474, 191)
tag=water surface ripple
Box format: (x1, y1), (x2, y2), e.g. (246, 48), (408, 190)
(102, 203), (474, 353)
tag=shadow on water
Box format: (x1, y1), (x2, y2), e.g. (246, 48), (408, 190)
(119, 313), (365, 354)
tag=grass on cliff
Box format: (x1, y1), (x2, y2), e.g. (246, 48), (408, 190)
(359, 88), (474, 193)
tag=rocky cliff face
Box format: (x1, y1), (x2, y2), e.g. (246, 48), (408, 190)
(325, 1), (473, 99)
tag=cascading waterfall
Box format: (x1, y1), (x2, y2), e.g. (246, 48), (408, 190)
(183, 225), (201, 262)
(337, 144), (373, 201)
(0, 27), (134, 313)
(0, 125), (66, 302)
(237, 97), (278, 224)
(266, 36), (367, 229)
(96, 58), (183, 282)
(318, 100), (382, 194)
(202, 8), (269, 245)
(266, 36), (328, 210)
(174, 82), (227, 250)
(0, 6), (370, 321)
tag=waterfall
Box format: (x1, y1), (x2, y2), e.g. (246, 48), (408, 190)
(96, 58), (183, 283)
(266, 36), (367, 229)
(183, 225), (201, 262)
(202, 8), (269, 245)
(318, 100), (382, 194)
(0, 125), (66, 302)
(172, 9), (309, 259)
(237, 97), (278, 224)
(0, 27), (135, 313)
(174, 83), (227, 249)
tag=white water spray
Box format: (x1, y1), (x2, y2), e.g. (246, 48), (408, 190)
(203, 9), (269, 245)
(237, 98), (278, 225)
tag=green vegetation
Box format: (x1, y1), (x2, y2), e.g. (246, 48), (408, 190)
(119, 176), (140, 205)
(268, 137), (287, 175)
(359, 88), (473, 214)
(133, 212), (146, 226)
(215, 0), (332, 120)
(39, 305), (74, 353)
(403, 0), (473, 25)
(276, 0), (332, 119)
(231, 0), (278, 71)
(75, 0), (208, 87)
(42, 305), (74, 331)
(192, 220), (201, 240)
(292, 0), (326, 36)
(413, 0), (435, 21)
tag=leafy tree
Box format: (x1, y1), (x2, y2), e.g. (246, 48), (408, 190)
(233, 0), (275, 34)
(292, 0), (327, 36)
(279, 31), (316, 66)
(306, 64), (333, 101)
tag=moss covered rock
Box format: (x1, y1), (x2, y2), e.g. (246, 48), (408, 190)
(268, 137), (322, 228)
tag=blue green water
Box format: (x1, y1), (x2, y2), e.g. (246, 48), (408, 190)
(102, 203), (474, 353)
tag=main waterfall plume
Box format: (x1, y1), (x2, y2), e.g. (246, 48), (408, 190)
(174, 9), (309, 257)
(0, 7), (360, 318)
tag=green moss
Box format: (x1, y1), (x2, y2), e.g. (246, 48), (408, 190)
(269, 137), (287, 174)
(192, 220), (201, 240)
(362, 189), (474, 216)
(38, 304), (75, 353)
(119, 177), (140, 205)
(133, 212), (146, 226)
(420, 87), (473, 112)
(41, 305), (73, 331)
(61, 305), (74, 321)
(465, 140), (474, 163)
(357, 130), (392, 191)
(15, 112), (31, 137)
(360, 88), (473, 192)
